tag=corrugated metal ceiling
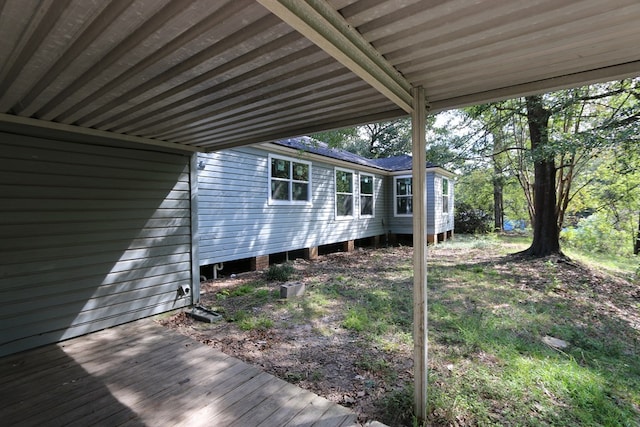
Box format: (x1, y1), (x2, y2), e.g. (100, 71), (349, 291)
(0, 0), (639, 151)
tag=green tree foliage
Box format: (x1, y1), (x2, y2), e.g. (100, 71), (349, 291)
(312, 119), (412, 159)
(565, 142), (640, 255)
(455, 169), (494, 214)
(314, 80), (639, 258)
(311, 127), (358, 148)
(312, 116), (456, 164)
(456, 79), (639, 256)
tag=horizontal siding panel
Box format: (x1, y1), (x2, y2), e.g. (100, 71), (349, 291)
(0, 300), (183, 357)
(199, 170), (267, 181)
(201, 227), (383, 254)
(0, 184), (189, 201)
(0, 266), (191, 300)
(2, 226), (190, 250)
(2, 279), (187, 322)
(1, 290), (186, 343)
(199, 218), (385, 238)
(1, 198), (190, 211)
(0, 135), (193, 356)
(0, 208), (191, 225)
(1, 237), (190, 265)
(1, 245), (191, 280)
(0, 218), (190, 239)
(0, 158), (188, 183)
(1, 135), (190, 170)
(0, 170), (189, 191)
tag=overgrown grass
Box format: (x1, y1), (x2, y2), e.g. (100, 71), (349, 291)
(424, 235), (640, 426)
(206, 236), (639, 426)
(563, 247), (638, 278)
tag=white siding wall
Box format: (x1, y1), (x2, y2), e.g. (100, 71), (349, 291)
(198, 147), (386, 265)
(0, 134), (193, 356)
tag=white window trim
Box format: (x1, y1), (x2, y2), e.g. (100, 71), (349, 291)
(394, 175), (413, 217)
(335, 167), (355, 219)
(442, 177), (449, 213)
(359, 172), (375, 218)
(268, 154), (312, 205)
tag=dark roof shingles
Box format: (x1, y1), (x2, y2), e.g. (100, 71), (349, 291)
(273, 137), (436, 172)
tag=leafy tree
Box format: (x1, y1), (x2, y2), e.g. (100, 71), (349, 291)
(311, 127), (358, 148)
(568, 141), (640, 255)
(462, 102), (521, 231)
(455, 169), (494, 214)
(313, 116), (453, 163)
(315, 80), (639, 258)
(524, 94), (559, 256)
(459, 79), (639, 257)
(312, 119), (412, 159)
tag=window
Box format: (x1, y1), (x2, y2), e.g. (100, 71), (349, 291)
(395, 176), (412, 216)
(268, 154), (311, 204)
(442, 178), (449, 213)
(360, 173), (374, 217)
(335, 168), (354, 217)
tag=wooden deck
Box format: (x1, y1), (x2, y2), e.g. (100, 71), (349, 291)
(0, 318), (382, 426)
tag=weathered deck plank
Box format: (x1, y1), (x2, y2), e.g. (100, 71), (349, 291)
(0, 318), (378, 426)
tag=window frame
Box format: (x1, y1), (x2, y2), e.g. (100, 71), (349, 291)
(335, 167), (355, 219)
(442, 177), (449, 213)
(394, 175), (413, 217)
(267, 154), (312, 205)
(359, 172), (375, 218)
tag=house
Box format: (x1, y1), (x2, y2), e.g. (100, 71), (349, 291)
(0, 0), (635, 372)
(196, 137), (454, 272)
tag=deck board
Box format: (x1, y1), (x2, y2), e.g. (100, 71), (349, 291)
(0, 318), (377, 426)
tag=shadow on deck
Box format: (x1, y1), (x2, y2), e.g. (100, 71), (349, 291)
(0, 318), (385, 426)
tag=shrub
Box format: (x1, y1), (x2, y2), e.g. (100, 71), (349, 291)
(561, 213), (631, 256)
(454, 202), (492, 234)
(265, 263), (295, 281)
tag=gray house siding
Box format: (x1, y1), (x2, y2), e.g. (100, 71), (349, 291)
(387, 171), (455, 236)
(198, 146), (386, 266)
(434, 175), (455, 234)
(0, 133), (193, 356)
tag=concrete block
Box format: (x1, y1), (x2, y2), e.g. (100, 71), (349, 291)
(280, 282), (305, 298)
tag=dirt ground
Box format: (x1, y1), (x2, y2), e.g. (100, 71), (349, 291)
(156, 243), (640, 425)
(158, 248), (415, 425)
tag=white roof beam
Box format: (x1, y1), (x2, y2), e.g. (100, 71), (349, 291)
(258, 0), (414, 114)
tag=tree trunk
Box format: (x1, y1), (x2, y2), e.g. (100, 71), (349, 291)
(492, 138), (504, 232)
(521, 95), (562, 257)
(635, 212), (640, 255)
(493, 175), (504, 232)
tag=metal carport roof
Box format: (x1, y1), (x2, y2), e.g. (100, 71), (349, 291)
(1, 0), (639, 151)
(2, 1), (640, 421)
